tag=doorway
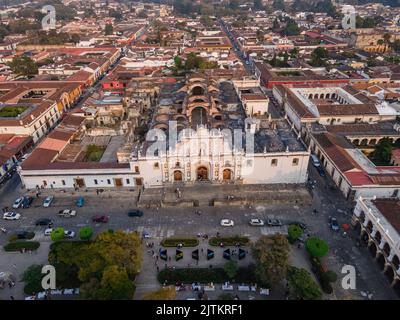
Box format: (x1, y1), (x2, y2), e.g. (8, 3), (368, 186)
(196, 166), (208, 181)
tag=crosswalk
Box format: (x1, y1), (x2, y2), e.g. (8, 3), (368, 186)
(135, 226), (175, 239)
(260, 225), (288, 236)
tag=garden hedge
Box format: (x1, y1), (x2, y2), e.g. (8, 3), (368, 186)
(160, 237), (199, 247)
(8, 232), (35, 242)
(209, 236), (250, 247)
(4, 241), (40, 252)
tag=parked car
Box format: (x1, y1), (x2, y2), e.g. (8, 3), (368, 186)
(35, 218), (53, 226)
(329, 216), (340, 232)
(3, 212), (21, 220)
(12, 197), (24, 209)
(58, 209), (76, 217)
(267, 219), (283, 227)
(15, 230), (33, 239)
(44, 228), (53, 236)
(220, 219), (234, 227)
(21, 196), (33, 208)
(310, 154), (321, 167)
(92, 215), (109, 223)
(128, 210), (144, 217)
(64, 230), (75, 238)
(76, 197), (85, 207)
(249, 218), (264, 226)
(43, 196), (54, 207)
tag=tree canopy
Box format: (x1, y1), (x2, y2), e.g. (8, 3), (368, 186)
(287, 266), (322, 300)
(8, 56), (38, 76)
(305, 237), (329, 258)
(252, 234), (290, 287)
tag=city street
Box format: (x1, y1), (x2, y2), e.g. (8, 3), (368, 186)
(0, 168), (398, 300)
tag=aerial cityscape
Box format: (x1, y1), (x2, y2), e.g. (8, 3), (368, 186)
(0, 0), (399, 303)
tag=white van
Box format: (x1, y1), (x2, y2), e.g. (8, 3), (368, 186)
(310, 154), (321, 167)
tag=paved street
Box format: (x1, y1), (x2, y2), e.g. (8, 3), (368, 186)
(0, 169), (398, 300)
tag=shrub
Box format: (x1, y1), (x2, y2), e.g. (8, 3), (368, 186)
(310, 257), (333, 294)
(51, 228), (65, 242)
(288, 224), (303, 243)
(306, 237), (329, 258)
(324, 270), (338, 283)
(79, 227), (94, 241)
(287, 266), (322, 300)
(224, 261), (238, 280)
(4, 241), (40, 252)
(22, 264), (44, 295)
(160, 237), (199, 247)
(209, 236), (250, 247)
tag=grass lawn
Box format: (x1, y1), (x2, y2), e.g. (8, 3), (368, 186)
(0, 106), (29, 117)
(85, 144), (106, 162)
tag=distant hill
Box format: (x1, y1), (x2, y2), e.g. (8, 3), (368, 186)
(356, 0), (400, 7)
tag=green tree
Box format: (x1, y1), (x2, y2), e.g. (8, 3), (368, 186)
(79, 227), (94, 241)
(51, 227), (65, 242)
(77, 230), (142, 282)
(97, 265), (135, 300)
(174, 56), (183, 69)
(105, 23), (113, 36)
(288, 224), (304, 243)
(305, 237), (329, 258)
(287, 266), (322, 300)
(283, 19), (300, 36)
(224, 261), (239, 279)
(323, 270), (338, 283)
(252, 234), (290, 287)
(22, 264), (44, 295)
(200, 15), (213, 27)
(310, 47), (329, 67)
(8, 56), (38, 76)
(370, 137), (393, 165)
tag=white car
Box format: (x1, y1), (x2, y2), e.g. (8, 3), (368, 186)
(249, 218), (264, 226)
(220, 219), (234, 227)
(64, 230), (75, 238)
(3, 212), (21, 220)
(43, 196), (54, 208)
(12, 197), (24, 209)
(44, 228), (53, 236)
(58, 209), (76, 217)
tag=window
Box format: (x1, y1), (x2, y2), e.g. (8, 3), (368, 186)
(154, 162), (159, 169)
(271, 159), (278, 166)
(94, 179), (98, 185)
(292, 158), (299, 166)
(126, 179), (130, 184)
(62, 180), (66, 186)
(107, 179), (111, 185)
(135, 166), (139, 173)
(175, 162), (181, 167)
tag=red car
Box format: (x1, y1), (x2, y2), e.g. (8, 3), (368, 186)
(92, 215), (109, 223)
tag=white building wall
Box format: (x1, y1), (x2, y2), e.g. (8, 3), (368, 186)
(242, 153), (309, 184)
(20, 169), (138, 189)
